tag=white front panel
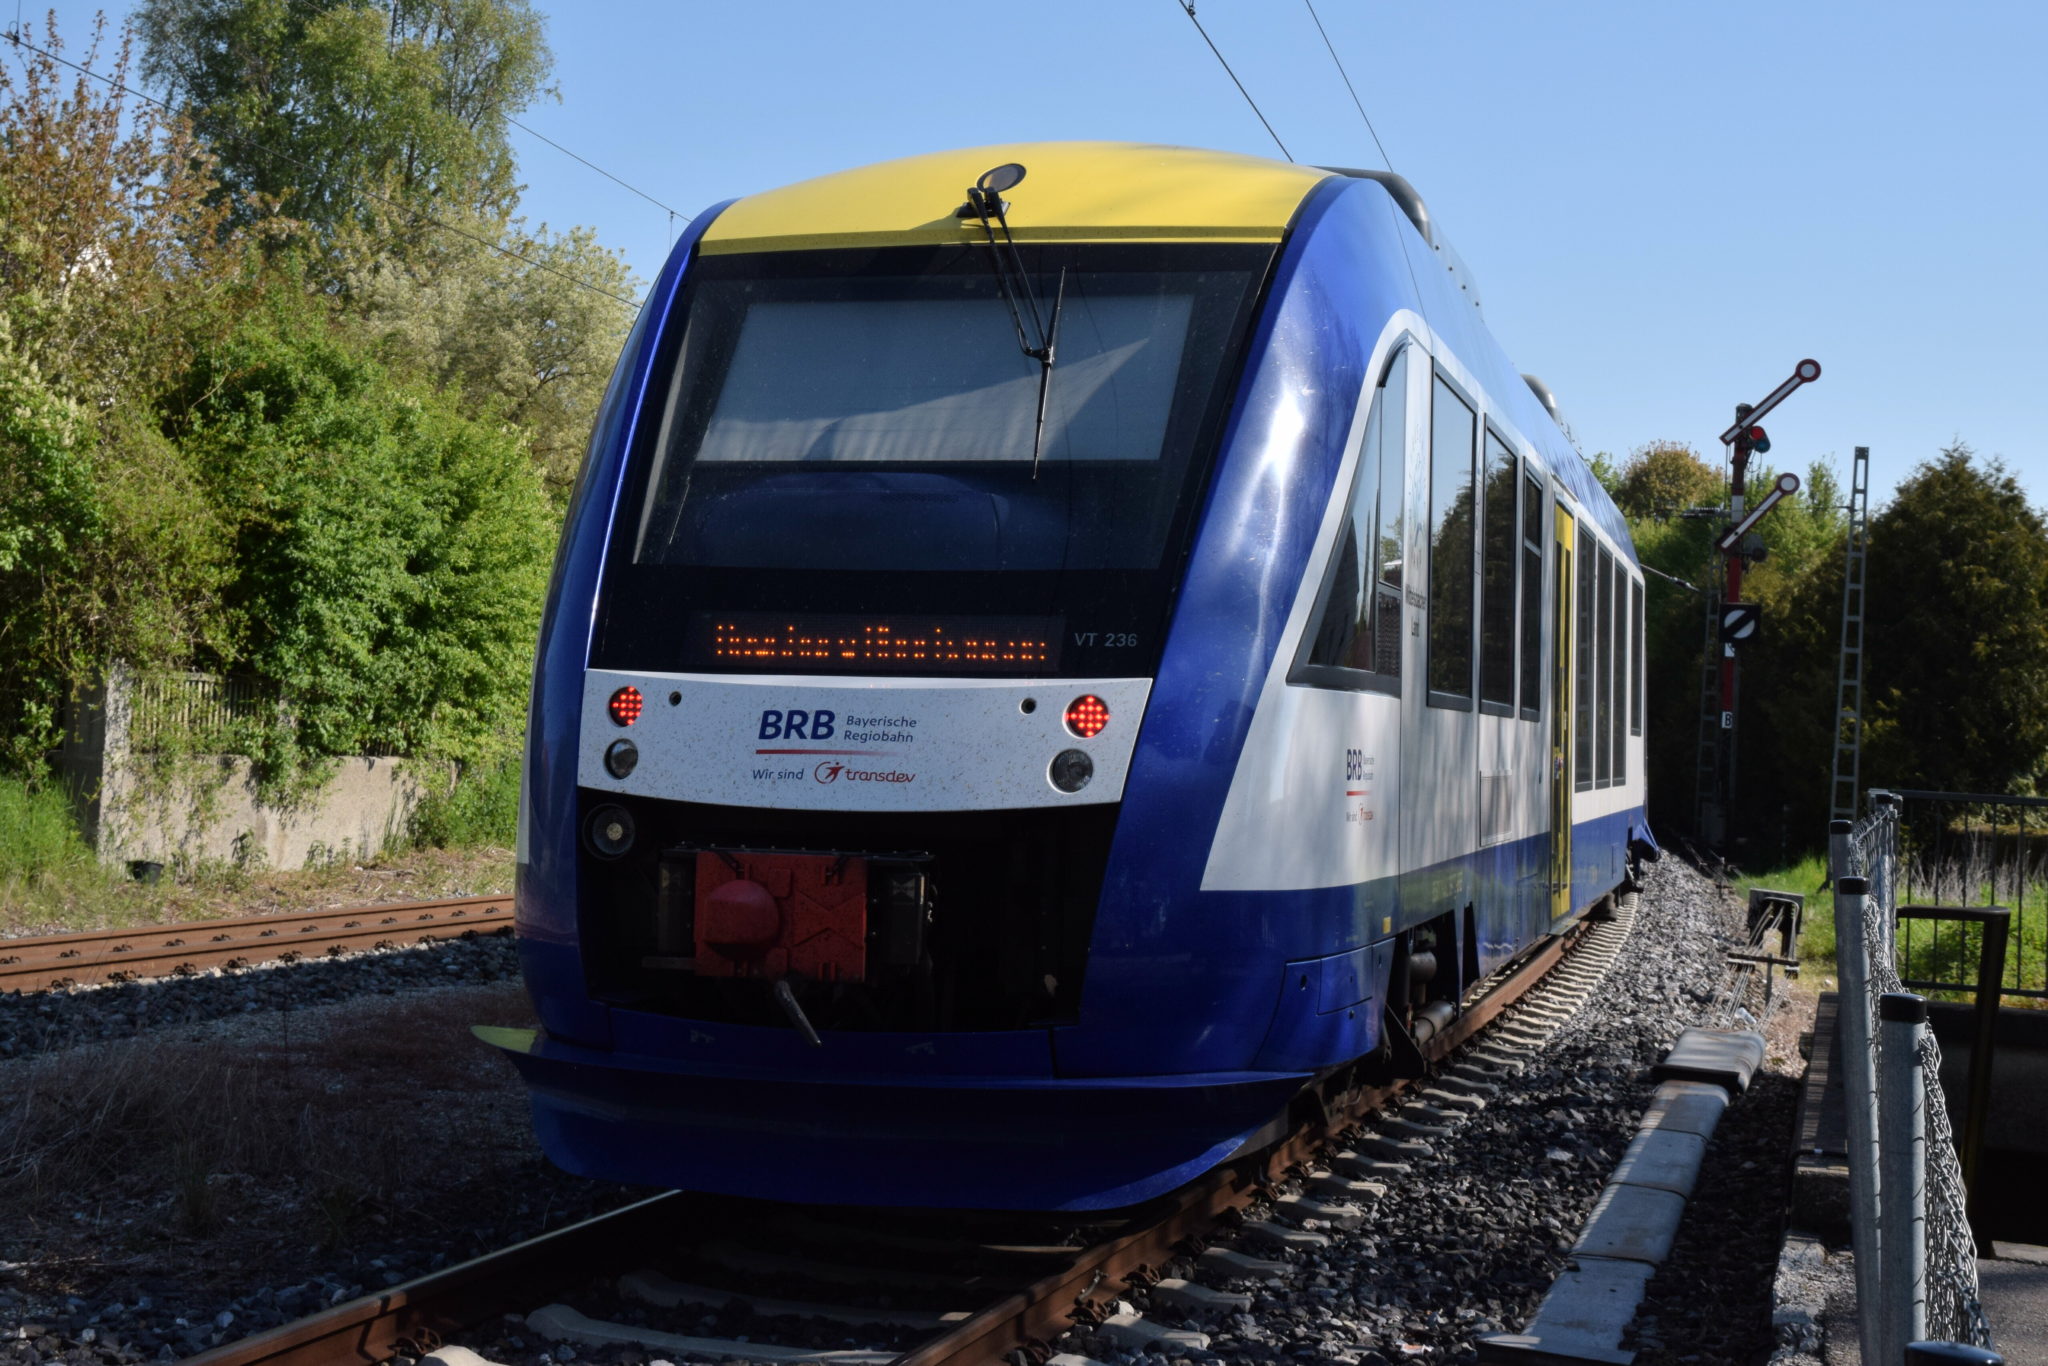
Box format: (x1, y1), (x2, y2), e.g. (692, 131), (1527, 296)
(578, 671), (1151, 811)
(1202, 687), (1404, 890)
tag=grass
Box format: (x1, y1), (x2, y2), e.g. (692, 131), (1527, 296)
(1728, 851), (1836, 975)
(405, 751), (521, 851)
(1, 768), (515, 937)
(0, 773), (102, 883)
(0, 982), (537, 1240)
(1728, 845), (2048, 1007)
(1, 843), (515, 937)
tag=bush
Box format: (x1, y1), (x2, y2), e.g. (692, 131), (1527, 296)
(406, 745), (522, 851)
(169, 282), (554, 792)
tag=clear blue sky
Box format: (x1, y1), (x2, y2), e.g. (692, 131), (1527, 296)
(34, 0), (2048, 508)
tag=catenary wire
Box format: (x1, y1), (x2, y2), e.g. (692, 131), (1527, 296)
(1, 29), (641, 308)
(506, 113), (686, 223)
(1170, 0), (1292, 162)
(1301, 0), (1394, 173)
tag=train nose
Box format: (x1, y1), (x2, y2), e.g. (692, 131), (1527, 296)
(701, 878), (781, 957)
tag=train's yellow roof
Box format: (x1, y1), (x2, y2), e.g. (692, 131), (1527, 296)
(697, 142), (1332, 255)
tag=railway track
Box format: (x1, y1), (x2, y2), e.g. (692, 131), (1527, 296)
(0, 895), (513, 993)
(180, 905), (1628, 1366)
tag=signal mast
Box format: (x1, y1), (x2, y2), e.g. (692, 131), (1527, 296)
(1698, 359), (1821, 847)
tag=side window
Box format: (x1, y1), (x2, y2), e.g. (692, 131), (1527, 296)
(1575, 539), (1594, 790)
(1630, 578), (1645, 738)
(1427, 374), (1477, 706)
(1612, 559), (1627, 783)
(1478, 428), (1517, 713)
(1302, 347), (1407, 689)
(1596, 545), (1615, 787)
(1375, 368), (1406, 676)
(1518, 468), (1543, 720)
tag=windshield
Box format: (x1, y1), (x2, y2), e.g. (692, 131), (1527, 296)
(594, 242), (1272, 677)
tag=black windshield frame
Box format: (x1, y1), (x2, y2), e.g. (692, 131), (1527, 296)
(591, 241), (1276, 678)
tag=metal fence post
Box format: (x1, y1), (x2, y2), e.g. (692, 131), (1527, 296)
(1834, 862), (1884, 1364)
(1963, 906), (2009, 1257)
(1881, 991), (1931, 1363)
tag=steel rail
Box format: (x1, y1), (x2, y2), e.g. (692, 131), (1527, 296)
(179, 1194), (690, 1366)
(0, 895), (513, 993)
(895, 923), (1578, 1366)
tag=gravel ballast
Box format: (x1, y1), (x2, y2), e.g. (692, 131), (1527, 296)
(1050, 855), (1795, 1366)
(0, 930), (523, 1060)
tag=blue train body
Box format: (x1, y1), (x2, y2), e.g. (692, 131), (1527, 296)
(487, 144), (1653, 1210)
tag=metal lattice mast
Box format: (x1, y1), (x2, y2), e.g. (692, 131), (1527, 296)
(1829, 445), (1871, 822)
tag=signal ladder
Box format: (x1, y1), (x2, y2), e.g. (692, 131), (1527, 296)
(1829, 446), (1871, 822)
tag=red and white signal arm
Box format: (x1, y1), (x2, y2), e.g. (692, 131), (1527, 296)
(1720, 602), (1762, 643)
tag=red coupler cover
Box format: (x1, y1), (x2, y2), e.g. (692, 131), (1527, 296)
(693, 851), (867, 982)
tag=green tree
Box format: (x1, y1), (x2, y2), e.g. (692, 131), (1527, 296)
(135, 0), (552, 272)
(0, 16), (254, 408)
(347, 220), (637, 495)
(166, 283), (554, 770)
(0, 17), (240, 774)
(1861, 444), (2048, 796)
(1609, 439), (1849, 847)
(1727, 455), (1847, 855)
(1612, 441), (1723, 523)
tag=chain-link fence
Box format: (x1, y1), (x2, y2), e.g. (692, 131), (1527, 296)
(1838, 800), (1993, 1353)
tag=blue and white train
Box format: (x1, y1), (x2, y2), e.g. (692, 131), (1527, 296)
(483, 143), (1655, 1211)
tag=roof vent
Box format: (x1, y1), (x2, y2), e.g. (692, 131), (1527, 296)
(1522, 373), (1580, 450)
(1320, 166), (1480, 313)
(1317, 167), (1432, 245)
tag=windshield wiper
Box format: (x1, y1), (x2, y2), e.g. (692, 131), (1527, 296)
(957, 163), (1062, 478)
(1029, 269), (1065, 480)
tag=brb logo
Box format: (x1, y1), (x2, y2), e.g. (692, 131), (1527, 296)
(758, 709), (835, 741)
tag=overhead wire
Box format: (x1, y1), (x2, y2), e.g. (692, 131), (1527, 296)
(0, 27), (642, 308)
(1301, 0), (1393, 172)
(1290, 0), (1432, 340)
(1169, 0), (1292, 162)
(505, 113), (684, 224)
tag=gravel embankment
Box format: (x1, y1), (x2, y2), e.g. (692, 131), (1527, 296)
(1046, 855), (1773, 1366)
(0, 932), (648, 1366)
(0, 930), (522, 1059)
(1, 856), (1802, 1366)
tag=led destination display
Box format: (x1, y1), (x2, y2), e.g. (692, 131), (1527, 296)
(694, 612), (1061, 675)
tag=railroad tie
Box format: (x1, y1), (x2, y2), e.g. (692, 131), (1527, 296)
(1305, 1170), (1387, 1201)
(526, 1303), (899, 1365)
(1272, 1192), (1366, 1230)
(1148, 1278), (1254, 1315)
(1326, 1150), (1409, 1181)
(1195, 1247), (1290, 1283)
(1096, 1311), (1211, 1352)
(1419, 1085), (1489, 1111)
(1237, 1218), (1333, 1251)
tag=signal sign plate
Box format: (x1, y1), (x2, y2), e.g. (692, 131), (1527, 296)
(1721, 602), (1762, 642)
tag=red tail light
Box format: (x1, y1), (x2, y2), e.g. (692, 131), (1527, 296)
(1064, 694), (1109, 739)
(608, 686), (644, 726)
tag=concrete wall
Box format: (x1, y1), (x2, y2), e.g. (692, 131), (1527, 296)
(61, 667), (450, 870)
